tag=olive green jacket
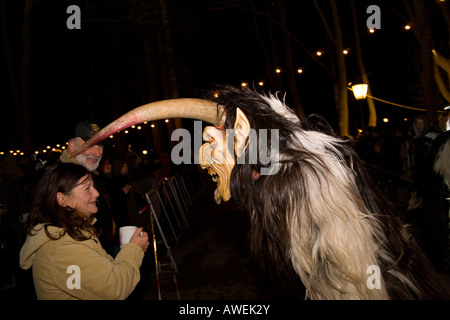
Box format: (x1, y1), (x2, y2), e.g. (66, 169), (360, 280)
(19, 222), (144, 300)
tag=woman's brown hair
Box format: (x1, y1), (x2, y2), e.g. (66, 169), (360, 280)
(24, 162), (99, 241)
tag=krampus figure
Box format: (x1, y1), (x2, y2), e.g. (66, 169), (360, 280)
(71, 86), (445, 299)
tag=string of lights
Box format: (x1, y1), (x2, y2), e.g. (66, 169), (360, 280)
(0, 13), (442, 157)
(0, 119), (172, 157)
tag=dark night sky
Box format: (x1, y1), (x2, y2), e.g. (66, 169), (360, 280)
(1, 0), (448, 153)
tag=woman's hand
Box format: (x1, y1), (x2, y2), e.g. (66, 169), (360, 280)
(129, 227), (150, 253)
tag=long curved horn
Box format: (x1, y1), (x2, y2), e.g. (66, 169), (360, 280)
(69, 98), (225, 157)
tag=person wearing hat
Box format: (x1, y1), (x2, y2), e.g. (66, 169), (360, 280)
(60, 121), (119, 256)
(60, 121), (107, 172)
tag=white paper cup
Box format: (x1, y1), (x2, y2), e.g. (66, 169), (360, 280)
(119, 226), (138, 247)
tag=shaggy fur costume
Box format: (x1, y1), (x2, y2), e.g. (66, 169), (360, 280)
(213, 86), (444, 299)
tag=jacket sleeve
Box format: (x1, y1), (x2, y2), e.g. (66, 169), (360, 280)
(49, 239), (144, 300)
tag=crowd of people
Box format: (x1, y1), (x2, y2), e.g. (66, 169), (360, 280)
(353, 113), (449, 180)
(0, 121), (180, 299)
(353, 112), (450, 272)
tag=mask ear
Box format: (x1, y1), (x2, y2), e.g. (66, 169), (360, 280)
(234, 108), (251, 158)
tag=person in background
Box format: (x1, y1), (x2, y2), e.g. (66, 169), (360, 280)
(98, 157), (133, 256)
(59, 121), (118, 255)
(19, 163), (148, 299)
(60, 121), (105, 172)
(410, 114), (435, 170)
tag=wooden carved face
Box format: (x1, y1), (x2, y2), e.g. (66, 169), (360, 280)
(199, 108), (250, 204)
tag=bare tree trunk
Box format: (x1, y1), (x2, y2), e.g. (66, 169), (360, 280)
(406, 0), (438, 123)
(0, 1), (20, 134)
(247, 0), (306, 117)
(77, 2), (95, 120)
(433, 50), (450, 103)
(432, 0), (450, 104)
(142, 24), (163, 155)
(314, 0), (349, 136)
(330, 0), (349, 137)
(350, 0), (376, 128)
(145, 28), (164, 155)
(265, 8), (283, 91)
(159, 0), (182, 135)
(277, 0), (305, 119)
(142, 28), (160, 102)
(1, 0), (34, 152)
(13, 0), (34, 154)
(437, 0), (450, 55)
(250, 3), (277, 91)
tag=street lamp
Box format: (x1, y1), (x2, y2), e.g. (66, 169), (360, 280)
(351, 83), (368, 100)
(351, 83), (368, 131)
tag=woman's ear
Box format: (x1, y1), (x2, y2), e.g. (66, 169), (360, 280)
(57, 192), (69, 207)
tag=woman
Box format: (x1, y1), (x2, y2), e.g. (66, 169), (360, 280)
(19, 163), (149, 300)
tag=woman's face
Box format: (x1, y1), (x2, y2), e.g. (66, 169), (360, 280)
(58, 174), (100, 219)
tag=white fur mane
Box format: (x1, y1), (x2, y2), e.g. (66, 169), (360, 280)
(230, 88), (436, 299)
(262, 93), (300, 124)
(263, 97), (418, 299)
